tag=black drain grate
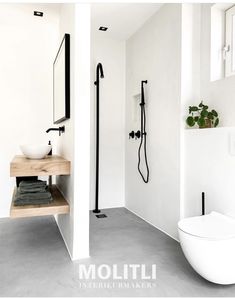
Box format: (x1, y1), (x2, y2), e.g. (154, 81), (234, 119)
(96, 214), (107, 218)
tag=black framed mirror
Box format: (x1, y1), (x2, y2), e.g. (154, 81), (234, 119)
(53, 33), (70, 124)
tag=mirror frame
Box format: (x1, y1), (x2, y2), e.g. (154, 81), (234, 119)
(53, 33), (70, 124)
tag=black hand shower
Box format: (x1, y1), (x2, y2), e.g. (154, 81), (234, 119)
(137, 80), (150, 183)
(93, 63), (104, 214)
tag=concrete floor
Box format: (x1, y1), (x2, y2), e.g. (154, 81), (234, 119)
(0, 207), (235, 296)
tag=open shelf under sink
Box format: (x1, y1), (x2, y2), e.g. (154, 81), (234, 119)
(10, 185), (70, 218)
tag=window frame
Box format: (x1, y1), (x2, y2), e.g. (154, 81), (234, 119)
(225, 5), (235, 77)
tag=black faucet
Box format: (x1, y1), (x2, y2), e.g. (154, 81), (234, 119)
(46, 126), (65, 136)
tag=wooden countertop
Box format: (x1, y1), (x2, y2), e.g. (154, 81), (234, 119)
(10, 155), (71, 177)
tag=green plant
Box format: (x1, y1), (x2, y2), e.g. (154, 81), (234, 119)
(186, 101), (219, 128)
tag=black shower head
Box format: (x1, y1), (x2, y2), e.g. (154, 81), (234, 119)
(97, 63), (104, 79)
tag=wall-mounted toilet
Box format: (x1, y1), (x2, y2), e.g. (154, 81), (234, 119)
(178, 211), (235, 285)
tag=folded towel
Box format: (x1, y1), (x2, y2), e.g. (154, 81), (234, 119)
(14, 190), (53, 206)
(15, 190), (52, 201)
(14, 198), (53, 206)
(18, 180), (48, 194)
(19, 180), (47, 187)
(14, 180), (53, 206)
(19, 180), (47, 188)
(18, 186), (47, 194)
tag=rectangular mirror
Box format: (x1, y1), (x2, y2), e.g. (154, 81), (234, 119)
(53, 33), (70, 124)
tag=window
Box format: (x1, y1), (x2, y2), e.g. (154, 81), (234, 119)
(210, 4), (225, 81)
(210, 4), (235, 81)
(225, 5), (235, 77)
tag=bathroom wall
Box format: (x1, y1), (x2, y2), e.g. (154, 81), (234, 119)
(125, 4), (182, 240)
(184, 127), (235, 218)
(180, 3), (201, 219)
(0, 3), (90, 259)
(183, 4), (235, 219)
(0, 4), (59, 218)
(56, 3), (90, 260)
(181, 4), (201, 122)
(90, 32), (125, 210)
(200, 4), (235, 127)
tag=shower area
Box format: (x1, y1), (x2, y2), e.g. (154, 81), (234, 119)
(90, 3), (181, 241)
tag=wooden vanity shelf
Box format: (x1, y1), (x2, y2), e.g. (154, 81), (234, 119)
(10, 155), (70, 177)
(10, 155), (71, 218)
(10, 185), (69, 218)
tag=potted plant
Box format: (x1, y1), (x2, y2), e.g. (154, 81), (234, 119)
(186, 101), (219, 128)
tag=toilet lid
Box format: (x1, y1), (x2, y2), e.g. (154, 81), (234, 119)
(178, 212), (235, 239)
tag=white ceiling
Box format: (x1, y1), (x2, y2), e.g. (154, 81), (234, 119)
(91, 3), (163, 40)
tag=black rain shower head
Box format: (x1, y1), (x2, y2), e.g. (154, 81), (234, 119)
(97, 63), (104, 79)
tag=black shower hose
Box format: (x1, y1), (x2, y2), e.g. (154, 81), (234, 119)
(137, 84), (149, 183)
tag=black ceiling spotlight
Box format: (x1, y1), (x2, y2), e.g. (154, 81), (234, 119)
(34, 11), (43, 17)
(99, 26), (108, 31)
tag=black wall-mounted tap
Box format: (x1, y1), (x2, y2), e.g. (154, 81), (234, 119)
(46, 126), (65, 136)
(129, 130), (141, 139)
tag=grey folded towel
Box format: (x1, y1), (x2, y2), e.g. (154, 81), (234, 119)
(15, 191), (52, 201)
(14, 198), (52, 206)
(14, 180), (53, 206)
(18, 186), (47, 194)
(18, 180), (47, 194)
(19, 180), (47, 188)
(14, 188), (53, 206)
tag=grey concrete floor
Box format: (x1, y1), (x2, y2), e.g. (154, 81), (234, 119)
(0, 207), (235, 297)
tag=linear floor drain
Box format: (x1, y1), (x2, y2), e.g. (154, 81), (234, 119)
(96, 214), (107, 218)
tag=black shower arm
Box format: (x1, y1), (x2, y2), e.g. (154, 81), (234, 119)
(94, 63), (104, 85)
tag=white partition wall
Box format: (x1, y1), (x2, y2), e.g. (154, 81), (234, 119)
(56, 3), (90, 260)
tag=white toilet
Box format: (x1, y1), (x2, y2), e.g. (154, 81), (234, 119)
(178, 211), (235, 285)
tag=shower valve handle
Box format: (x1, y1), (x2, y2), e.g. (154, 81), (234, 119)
(129, 131), (135, 139)
(135, 131), (141, 139)
(129, 130), (141, 139)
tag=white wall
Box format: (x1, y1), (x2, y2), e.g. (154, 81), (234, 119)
(185, 128), (235, 218)
(125, 4), (182, 240)
(180, 4), (201, 219)
(0, 3), (90, 260)
(56, 3), (90, 260)
(181, 4), (201, 122)
(182, 4), (235, 220)
(201, 4), (235, 127)
(90, 32), (125, 210)
(0, 4), (59, 218)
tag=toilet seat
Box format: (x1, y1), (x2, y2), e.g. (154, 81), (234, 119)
(178, 211), (235, 240)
